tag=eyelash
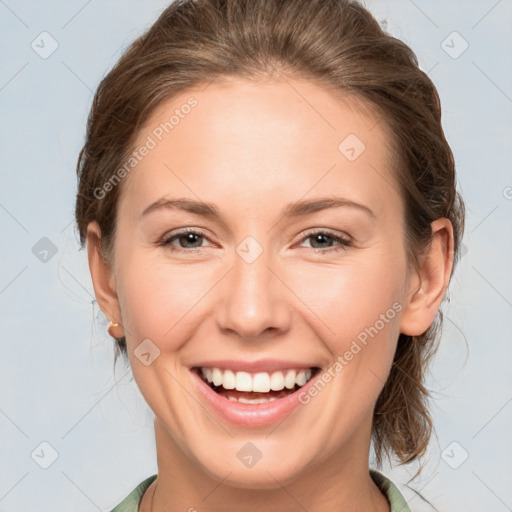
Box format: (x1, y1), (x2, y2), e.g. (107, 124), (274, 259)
(159, 228), (353, 254)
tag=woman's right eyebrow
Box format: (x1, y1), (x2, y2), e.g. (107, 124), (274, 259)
(139, 197), (232, 233)
(140, 197), (220, 219)
(282, 197), (375, 220)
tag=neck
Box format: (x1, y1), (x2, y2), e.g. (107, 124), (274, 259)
(144, 419), (390, 512)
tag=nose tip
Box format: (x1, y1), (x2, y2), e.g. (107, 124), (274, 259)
(215, 251), (291, 341)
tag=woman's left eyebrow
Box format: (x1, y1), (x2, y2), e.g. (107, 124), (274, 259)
(282, 197), (375, 219)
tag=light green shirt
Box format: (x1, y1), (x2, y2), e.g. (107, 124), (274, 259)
(109, 470), (411, 511)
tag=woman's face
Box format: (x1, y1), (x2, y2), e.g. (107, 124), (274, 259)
(90, 76), (424, 487)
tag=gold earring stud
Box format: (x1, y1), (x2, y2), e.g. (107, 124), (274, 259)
(108, 321), (120, 337)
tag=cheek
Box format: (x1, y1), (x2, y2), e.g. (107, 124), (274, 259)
(286, 250), (405, 367)
(291, 257), (403, 329)
(116, 252), (214, 347)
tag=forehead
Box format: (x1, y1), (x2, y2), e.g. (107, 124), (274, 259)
(136, 75), (391, 152)
(123, 76), (399, 216)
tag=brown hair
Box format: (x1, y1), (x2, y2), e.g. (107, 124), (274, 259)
(75, 0), (465, 476)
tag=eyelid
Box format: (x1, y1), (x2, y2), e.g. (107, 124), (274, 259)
(162, 226), (209, 239)
(294, 228), (353, 253)
(159, 227), (214, 249)
(297, 227), (351, 242)
(159, 227), (353, 253)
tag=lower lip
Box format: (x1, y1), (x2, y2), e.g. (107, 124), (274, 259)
(189, 368), (321, 428)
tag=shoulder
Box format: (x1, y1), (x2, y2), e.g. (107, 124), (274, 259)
(108, 474), (157, 512)
(370, 469), (412, 512)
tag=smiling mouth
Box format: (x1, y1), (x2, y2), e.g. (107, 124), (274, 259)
(192, 366), (322, 404)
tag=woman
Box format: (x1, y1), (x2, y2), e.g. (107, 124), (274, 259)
(74, 0), (465, 510)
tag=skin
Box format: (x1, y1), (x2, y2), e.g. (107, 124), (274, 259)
(87, 76), (454, 512)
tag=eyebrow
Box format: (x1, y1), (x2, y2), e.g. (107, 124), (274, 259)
(140, 196), (376, 221)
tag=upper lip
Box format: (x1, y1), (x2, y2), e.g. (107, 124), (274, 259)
(190, 359), (320, 373)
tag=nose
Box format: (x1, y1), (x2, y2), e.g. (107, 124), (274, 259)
(215, 243), (292, 341)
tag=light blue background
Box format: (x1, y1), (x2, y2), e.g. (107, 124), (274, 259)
(1, 1), (511, 510)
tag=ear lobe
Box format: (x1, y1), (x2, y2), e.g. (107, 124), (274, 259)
(399, 218), (454, 337)
(86, 221), (123, 332)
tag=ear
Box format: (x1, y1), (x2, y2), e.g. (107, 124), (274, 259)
(86, 221), (124, 337)
(399, 218), (455, 336)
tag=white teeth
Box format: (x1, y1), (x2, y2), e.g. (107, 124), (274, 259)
(270, 371), (284, 391)
(223, 370), (236, 389)
(212, 368), (223, 387)
(200, 367), (314, 393)
(285, 370), (296, 389)
(235, 371), (253, 392)
(228, 396), (279, 403)
(253, 372), (271, 392)
(296, 370), (307, 386)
